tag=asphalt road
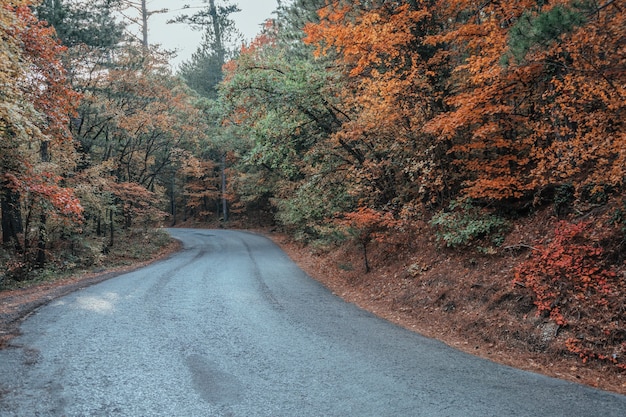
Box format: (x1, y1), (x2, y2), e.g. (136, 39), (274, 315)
(0, 229), (625, 416)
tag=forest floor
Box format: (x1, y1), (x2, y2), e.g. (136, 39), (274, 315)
(1, 215), (624, 396)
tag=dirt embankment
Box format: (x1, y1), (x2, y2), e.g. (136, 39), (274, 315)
(268, 211), (626, 396)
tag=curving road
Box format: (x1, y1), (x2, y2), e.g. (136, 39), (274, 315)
(0, 229), (625, 416)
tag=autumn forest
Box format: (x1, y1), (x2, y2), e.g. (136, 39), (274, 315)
(1, 0), (625, 372)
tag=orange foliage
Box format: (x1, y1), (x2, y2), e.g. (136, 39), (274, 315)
(337, 206), (398, 243)
(108, 181), (165, 227)
(304, 1), (447, 207)
(530, 6), (626, 190)
(424, 0), (625, 201)
(305, 3), (429, 77)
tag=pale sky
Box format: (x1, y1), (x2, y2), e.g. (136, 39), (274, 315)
(133, 0), (279, 69)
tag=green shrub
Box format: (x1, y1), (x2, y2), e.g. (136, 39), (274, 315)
(554, 183), (575, 216)
(430, 201), (510, 249)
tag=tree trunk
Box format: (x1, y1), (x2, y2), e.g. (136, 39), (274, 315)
(125, 204), (132, 229)
(36, 213), (46, 268)
(170, 173), (176, 226)
(208, 0), (225, 65)
(1, 185), (23, 250)
(141, 0), (149, 47)
(221, 152), (228, 222)
(109, 209), (114, 247)
(362, 240), (370, 274)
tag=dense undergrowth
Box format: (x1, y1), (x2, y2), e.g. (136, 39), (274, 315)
(0, 228), (171, 291)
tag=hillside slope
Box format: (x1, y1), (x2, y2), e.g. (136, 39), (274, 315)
(271, 207), (626, 395)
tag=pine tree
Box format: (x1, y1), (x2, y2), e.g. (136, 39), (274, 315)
(173, 0), (242, 99)
(34, 0), (125, 49)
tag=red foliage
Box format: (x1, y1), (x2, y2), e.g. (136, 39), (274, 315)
(514, 221), (626, 368)
(13, 4), (80, 141)
(338, 207), (397, 244)
(8, 172), (83, 220)
(27, 176), (83, 219)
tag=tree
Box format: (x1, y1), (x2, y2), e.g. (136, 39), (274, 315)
(72, 46), (208, 233)
(1, 0), (29, 249)
(173, 0), (242, 98)
(172, 0), (245, 223)
(219, 18), (359, 237)
(423, 0), (625, 204)
(176, 152), (220, 221)
(34, 0), (125, 49)
(337, 207), (397, 273)
(304, 1), (446, 212)
(1, 1), (82, 268)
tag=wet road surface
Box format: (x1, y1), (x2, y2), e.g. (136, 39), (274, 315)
(0, 229), (625, 416)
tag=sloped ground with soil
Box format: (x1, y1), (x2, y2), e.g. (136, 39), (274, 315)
(270, 208), (626, 396)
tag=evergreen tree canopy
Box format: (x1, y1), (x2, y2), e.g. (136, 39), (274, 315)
(34, 0), (125, 49)
(172, 0), (242, 98)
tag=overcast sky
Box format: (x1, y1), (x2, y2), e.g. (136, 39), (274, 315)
(131, 0), (279, 69)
